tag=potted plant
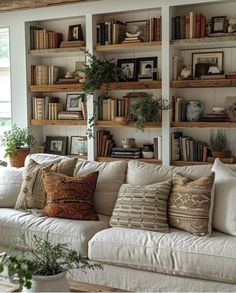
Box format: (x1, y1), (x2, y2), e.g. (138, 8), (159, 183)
(1, 124), (36, 167)
(0, 234), (101, 292)
(129, 93), (172, 130)
(210, 129), (231, 158)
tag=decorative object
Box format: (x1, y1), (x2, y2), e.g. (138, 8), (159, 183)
(122, 138), (136, 149)
(180, 64), (192, 79)
(225, 96), (236, 121)
(138, 57), (157, 80)
(68, 24), (84, 41)
(126, 20), (149, 42)
(192, 51), (224, 78)
(70, 136), (87, 156)
(1, 124), (35, 167)
(142, 144), (154, 159)
(45, 136), (68, 155)
(0, 234), (101, 291)
(186, 100), (203, 121)
(117, 58), (138, 81)
(210, 129), (231, 158)
(66, 94), (83, 111)
(211, 16), (228, 33)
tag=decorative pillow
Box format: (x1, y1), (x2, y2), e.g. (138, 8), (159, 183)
(0, 167), (24, 207)
(15, 158), (77, 210)
(168, 172), (215, 236)
(110, 179), (172, 232)
(42, 170), (99, 220)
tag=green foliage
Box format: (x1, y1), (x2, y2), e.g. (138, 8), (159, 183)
(1, 124), (36, 157)
(0, 234), (102, 290)
(129, 93), (172, 130)
(210, 129), (229, 151)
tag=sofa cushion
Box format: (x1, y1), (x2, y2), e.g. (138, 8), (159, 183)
(0, 208), (109, 256)
(15, 158), (77, 210)
(0, 167), (24, 207)
(74, 161), (127, 216)
(43, 170), (99, 221)
(88, 227), (236, 283)
(110, 180), (172, 232)
(168, 172), (215, 236)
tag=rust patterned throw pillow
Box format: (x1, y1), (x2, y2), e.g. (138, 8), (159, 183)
(168, 172), (215, 236)
(42, 170), (99, 220)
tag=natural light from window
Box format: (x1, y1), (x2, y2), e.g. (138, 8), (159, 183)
(0, 28), (11, 159)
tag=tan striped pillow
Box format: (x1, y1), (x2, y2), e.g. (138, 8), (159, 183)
(168, 172), (215, 236)
(110, 179), (172, 232)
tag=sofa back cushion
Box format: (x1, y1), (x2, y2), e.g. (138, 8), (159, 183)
(74, 161), (127, 216)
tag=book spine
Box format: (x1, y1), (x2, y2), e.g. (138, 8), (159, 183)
(180, 16), (186, 39)
(200, 15), (206, 38)
(175, 16), (180, 39)
(196, 13), (201, 38)
(185, 15), (190, 39)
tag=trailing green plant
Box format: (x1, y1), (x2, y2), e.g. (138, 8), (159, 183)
(1, 124), (36, 157)
(129, 93), (172, 130)
(209, 129), (229, 151)
(0, 234), (102, 290)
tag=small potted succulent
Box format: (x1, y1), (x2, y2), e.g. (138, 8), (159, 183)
(210, 129), (231, 158)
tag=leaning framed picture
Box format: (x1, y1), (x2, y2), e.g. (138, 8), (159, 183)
(70, 136), (88, 156)
(45, 136), (68, 155)
(117, 58), (138, 81)
(192, 51), (224, 78)
(211, 16), (227, 33)
(68, 24), (84, 41)
(66, 94), (83, 111)
(126, 20), (150, 42)
(137, 57), (158, 80)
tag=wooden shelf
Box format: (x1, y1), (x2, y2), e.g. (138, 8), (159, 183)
(100, 80), (162, 90)
(31, 119), (87, 126)
(171, 79), (236, 88)
(96, 120), (161, 128)
(171, 160), (211, 166)
(95, 41), (161, 53)
(28, 47), (85, 57)
(172, 122), (236, 128)
(29, 84), (83, 92)
(96, 157), (162, 164)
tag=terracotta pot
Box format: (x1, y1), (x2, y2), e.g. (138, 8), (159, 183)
(211, 150), (232, 158)
(9, 149), (29, 167)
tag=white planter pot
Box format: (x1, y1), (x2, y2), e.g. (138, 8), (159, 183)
(22, 271), (69, 293)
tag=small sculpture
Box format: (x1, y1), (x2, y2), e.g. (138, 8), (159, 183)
(180, 64), (192, 80)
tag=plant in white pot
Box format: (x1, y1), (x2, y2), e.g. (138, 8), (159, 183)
(0, 234), (101, 292)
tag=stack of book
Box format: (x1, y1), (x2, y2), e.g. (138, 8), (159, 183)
(111, 147), (142, 159)
(200, 113), (230, 122)
(96, 19), (126, 45)
(98, 96), (129, 121)
(58, 111), (83, 120)
(60, 40), (85, 48)
(31, 65), (62, 85)
(122, 37), (141, 44)
(97, 130), (115, 157)
(32, 96), (63, 120)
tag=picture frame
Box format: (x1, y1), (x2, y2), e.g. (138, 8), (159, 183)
(117, 58), (138, 81)
(66, 94), (83, 111)
(211, 16), (228, 33)
(138, 57), (158, 80)
(192, 51), (224, 78)
(126, 20), (150, 42)
(45, 136), (68, 155)
(70, 136), (88, 156)
(68, 24), (84, 41)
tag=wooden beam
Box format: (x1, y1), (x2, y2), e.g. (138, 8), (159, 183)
(0, 0), (95, 12)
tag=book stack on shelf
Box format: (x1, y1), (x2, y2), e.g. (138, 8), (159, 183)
(172, 12), (206, 40)
(97, 130), (115, 157)
(200, 113), (230, 122)
(60, 40), (85, 48)
(98, 96), (128, 121)
(30, 26), (63, 50)
(32, 96), (63, 120)
(57, 111), (83, 120)
(96, 19), (126, 45)
(149, 17), (162, 42)
(31, 65), (62, 85)
(111, 147), (142, 159)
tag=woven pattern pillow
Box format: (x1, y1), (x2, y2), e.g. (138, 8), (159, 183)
(43, 170), (99, 220)
(15, 158), (77, 210)
(110, 179), (172, 232)
(168, 172), (215, 236)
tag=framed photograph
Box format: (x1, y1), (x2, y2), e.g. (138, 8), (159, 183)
(45, 136), (68, 155)
(117, 58), (138, 81)
(66, 94), (83, 111)
(70, 136), (88, 156)
(126, 20), (149, 42)
(211, 16), (227, 33)
(68, 24), (84, 41)
(138, 57), (158, 80)
(192, 51), (224, 78)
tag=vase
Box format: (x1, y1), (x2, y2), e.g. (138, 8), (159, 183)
(22, 272), (69, 293)
(186, 100), (203, 122)
(9, 149), (29, 167)
(142, 144), (154, 159)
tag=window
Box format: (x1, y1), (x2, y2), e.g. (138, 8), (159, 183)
(0, 28), (11, 159)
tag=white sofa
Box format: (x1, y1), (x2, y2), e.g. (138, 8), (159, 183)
(0, 153), (236, 292)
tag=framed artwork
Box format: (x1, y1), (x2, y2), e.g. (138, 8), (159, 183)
(70, 136), (88, 156)
(192, 51), (224, 78)
(117, 58), (138, 81)
(68, 24), (84, 41)
(126, 20), (149, 42)
(138, 57), (158, 80)
(211, 16), (227, 33)
(45, 136), (68, 155)
(66, 94), (83, 111)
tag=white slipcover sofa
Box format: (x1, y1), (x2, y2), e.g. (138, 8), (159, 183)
(0, 153), (236, 292)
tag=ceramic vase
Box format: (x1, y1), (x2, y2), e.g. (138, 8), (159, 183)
(186, 100), (203, 122)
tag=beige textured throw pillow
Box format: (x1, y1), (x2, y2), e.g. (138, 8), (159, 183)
(168, 172), (215, 236)
(15, 158), (77, 210)
(110, 179), (172, 232)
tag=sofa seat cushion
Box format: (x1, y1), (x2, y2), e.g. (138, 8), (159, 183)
(0, 208), (110, 256)
(88, 227), (236, 283)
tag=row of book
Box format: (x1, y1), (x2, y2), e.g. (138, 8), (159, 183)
(31, 65), (62, 85)
(30, 26), (63, 50)
(97, 130), (115, 157)
(98, 96), (129, 121)
(172, 12), (206, 40)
